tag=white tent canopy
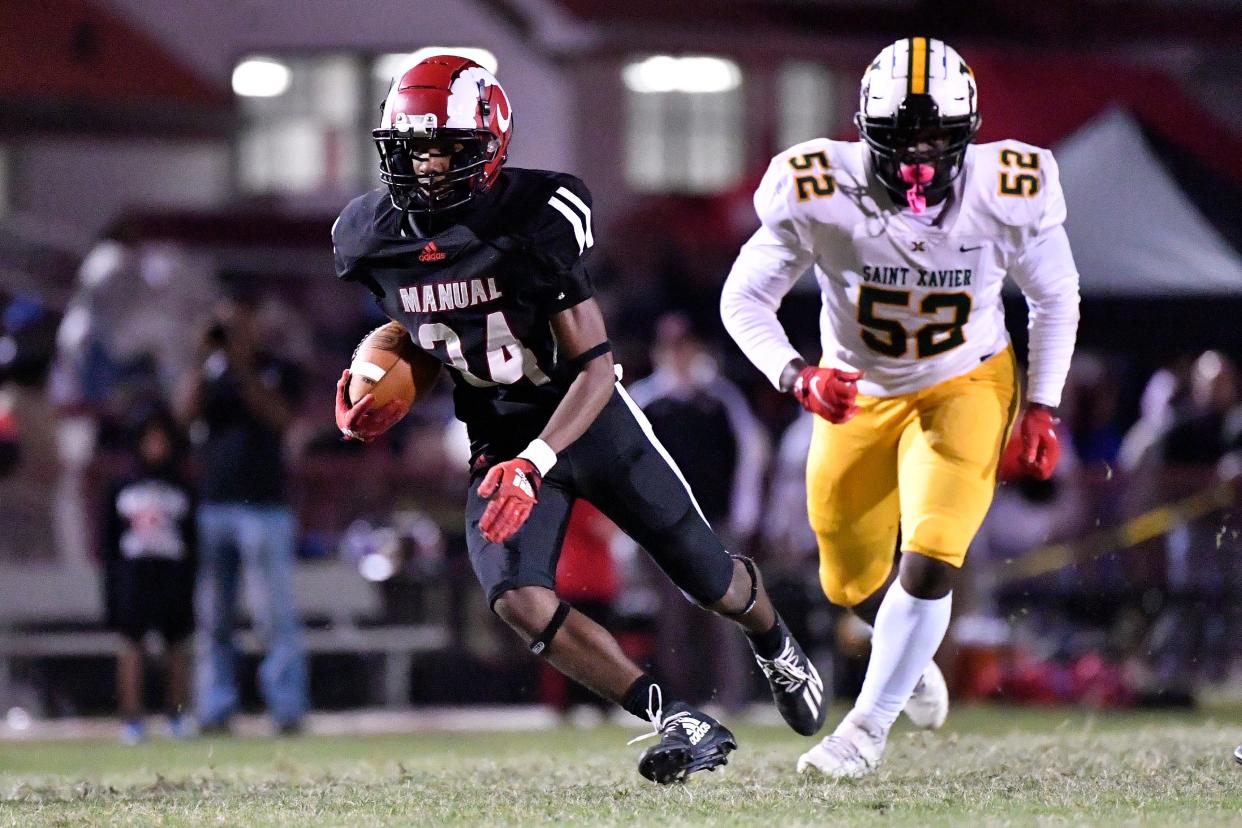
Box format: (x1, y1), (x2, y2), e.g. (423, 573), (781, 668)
(1056, 107), (1242, 296)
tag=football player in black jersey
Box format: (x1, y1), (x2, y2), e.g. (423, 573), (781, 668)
(332, 55), (825, 783)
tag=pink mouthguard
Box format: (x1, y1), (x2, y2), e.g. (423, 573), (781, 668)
(898, 163), (935, 213)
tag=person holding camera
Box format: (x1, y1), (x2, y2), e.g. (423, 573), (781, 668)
(176, 290), (307, 735)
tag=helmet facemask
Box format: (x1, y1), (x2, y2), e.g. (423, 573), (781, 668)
(856, 38), (981, 214)
(857, 94), (979, 213)
(373, 55), (513, 218)
(373, 133), (499, 215)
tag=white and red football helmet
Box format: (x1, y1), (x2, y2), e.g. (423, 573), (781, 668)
(856, 38), (980, 210)
(373, 55), (513, 214)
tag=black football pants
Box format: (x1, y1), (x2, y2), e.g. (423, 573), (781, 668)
(465, 384), (735, 610)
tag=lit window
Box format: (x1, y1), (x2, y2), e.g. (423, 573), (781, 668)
(232, 58), (291, 98)
(622, 55), (745, 194)
(235, 54), (364, 195)
(777, 62), (836, 150)
(622, 55), (741, 94)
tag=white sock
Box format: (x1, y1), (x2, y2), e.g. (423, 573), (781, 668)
(853, 581), (951, 731)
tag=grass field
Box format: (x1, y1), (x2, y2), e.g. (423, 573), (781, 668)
(2, 706), (1241, 826)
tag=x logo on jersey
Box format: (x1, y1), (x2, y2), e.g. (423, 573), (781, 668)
(910, 240), (927, 252)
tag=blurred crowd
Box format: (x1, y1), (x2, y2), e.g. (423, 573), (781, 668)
(0, 224), (1239, 734)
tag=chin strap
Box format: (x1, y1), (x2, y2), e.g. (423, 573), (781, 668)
(898, 163), (935, 214)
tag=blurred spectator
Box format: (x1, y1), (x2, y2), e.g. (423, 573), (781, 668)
(101, 405), (196, 744)
(176, 288), (307, 734)
(1143, 351), (1242, 689)
(625, 313), (769, 708)
(1059, 351), (1125, 466)
(762, 413), (817, 569)
(1157, 351), (1240, 466)
(54, 224), (216, 411)
(626, 313), (768, 543)
(50, 225), (214, 567)
(970, 430), (1085, 609)
(1117, 362), (1188, 473)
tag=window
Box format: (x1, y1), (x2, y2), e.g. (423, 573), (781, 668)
(235, 54), (365, 195)
(622, 55), (745, 193)
(777, 62), (836, 150)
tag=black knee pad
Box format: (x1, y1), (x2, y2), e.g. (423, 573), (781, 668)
(529, 600), (572, 657)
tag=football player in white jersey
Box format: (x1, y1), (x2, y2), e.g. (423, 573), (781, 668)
(721, 37), (1079, 777)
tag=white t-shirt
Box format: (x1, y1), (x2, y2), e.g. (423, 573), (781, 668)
(721, 139), (1080, 406)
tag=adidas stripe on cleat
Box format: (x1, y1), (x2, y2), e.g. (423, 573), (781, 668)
(628, 687), (737, 784)
(753, 633), (827, 737)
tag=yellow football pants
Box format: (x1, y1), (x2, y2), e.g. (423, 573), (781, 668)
(806, 349), (1018, 607)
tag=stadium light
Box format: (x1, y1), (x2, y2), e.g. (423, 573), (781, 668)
(622, 55), (741, 94)
(374, 48), (499, 83)
(232, 57), (292, 98)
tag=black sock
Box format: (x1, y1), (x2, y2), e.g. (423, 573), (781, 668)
(621, 674), (661, 721)
(747, 614), (787, 659)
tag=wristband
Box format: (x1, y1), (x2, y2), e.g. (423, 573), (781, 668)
(517, 439), (558, 477)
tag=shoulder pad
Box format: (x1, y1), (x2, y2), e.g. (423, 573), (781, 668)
(514, 169), (595, 259)
(754, 139), (858, 236)
(966, 141), (1066, 234)
(332, 189), (390, 280)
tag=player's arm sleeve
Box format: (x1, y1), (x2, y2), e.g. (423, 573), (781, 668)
(1008, 151), (1080, 408)
(530, 177), (596, 312)
(720, 157), (814, 390)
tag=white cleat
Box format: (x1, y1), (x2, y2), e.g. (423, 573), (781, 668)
(903, 660), (949, 730)
(796, 709), (887, 779)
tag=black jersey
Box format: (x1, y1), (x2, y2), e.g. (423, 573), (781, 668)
(333, 169), (596, 462)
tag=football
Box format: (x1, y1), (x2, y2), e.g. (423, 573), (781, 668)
(346, 321), (441, 409)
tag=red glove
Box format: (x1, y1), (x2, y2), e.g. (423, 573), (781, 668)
(1018, 405), (1060, 481)
(792, 366), (863, 424)
(478, 459), (541, 544)
(335, 370), (409, 442)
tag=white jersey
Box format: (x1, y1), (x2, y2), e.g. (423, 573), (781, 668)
(721, 138), (1080, 406)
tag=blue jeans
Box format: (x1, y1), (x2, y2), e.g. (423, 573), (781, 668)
(196, 503), (307, 727)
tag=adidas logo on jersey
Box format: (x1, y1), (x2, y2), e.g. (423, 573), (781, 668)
(419, 241), (448, 262)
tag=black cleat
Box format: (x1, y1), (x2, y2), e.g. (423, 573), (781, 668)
(753, 632), (827, 736)
(630, 698), (737, 784)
